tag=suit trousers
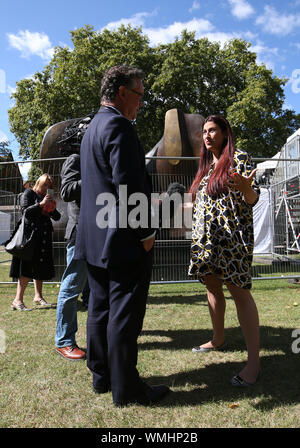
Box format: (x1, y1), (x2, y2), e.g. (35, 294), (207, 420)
(86, 249), (153, 404)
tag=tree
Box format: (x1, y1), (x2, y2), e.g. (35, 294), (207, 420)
(9, 25), (156, 159)
(150, 34), (300, 157)
(8, 25), (300, 160)
(0, 141), (11, 157)
(226, 63), (300, 157)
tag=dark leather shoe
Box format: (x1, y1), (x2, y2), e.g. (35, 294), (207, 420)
(55, 345), (86, 361)
(114, 384), (170, 407)
(143, 384), (170, 404)
(94, 384), (111, 394)
(93, 380), (111, 394)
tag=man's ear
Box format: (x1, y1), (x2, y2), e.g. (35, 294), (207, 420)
(118, 86), (127, 101)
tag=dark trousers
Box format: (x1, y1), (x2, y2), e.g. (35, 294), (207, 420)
(86, 250), (153, 404)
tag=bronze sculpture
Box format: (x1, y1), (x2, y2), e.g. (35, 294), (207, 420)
(40, 108), (204, 179)
(145, 109), (204, 192)
(38, 108), (204, 281)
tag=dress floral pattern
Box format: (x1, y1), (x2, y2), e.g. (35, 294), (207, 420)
(188, 150), (260, 289)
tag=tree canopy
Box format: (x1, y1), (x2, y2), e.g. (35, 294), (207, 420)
(8, 25), (300, 160)
(0, 140), (11, 158)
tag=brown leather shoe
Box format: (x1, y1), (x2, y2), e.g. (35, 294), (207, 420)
(55, 345), (86, 361)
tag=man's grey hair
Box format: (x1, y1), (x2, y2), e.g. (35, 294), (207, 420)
(100, 65), (145, 102)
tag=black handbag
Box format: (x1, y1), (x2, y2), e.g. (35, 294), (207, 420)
(4, 213), (37, 261)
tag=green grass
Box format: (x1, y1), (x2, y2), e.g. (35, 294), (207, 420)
(0, 280), (300, 428)
(0, 249), (12, 281)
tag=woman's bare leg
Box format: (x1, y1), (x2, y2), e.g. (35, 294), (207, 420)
(226, 282), (260, 383)
(33, 279), (44, 302)
(200, 274), (226, 348)
(13, 276), (30, 306)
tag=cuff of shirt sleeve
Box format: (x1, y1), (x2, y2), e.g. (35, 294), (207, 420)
(140, 231), (156, 242)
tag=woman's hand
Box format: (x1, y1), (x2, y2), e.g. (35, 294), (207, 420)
(229, 169), (258, 205)
(40, 195), (56, 214)
(46, 199), (56, 213)
(39, 194), (53, 207)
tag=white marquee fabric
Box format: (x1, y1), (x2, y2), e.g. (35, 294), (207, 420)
(256, 151), (281, 172)
(0, 211), (11, 244)
(253, 187), (273, 254)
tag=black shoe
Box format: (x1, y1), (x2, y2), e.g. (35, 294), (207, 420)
(93, 384), (111, 394)
(144, 384), (170, 404)
(114, 384), (170, 407)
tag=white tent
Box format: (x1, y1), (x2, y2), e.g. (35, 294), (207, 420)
(0, 211), (11, 244)
(253, 187), (273, 254)
(256, 151), (281, 173)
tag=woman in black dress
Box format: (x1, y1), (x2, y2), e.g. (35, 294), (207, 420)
(10, 174), (61, 310)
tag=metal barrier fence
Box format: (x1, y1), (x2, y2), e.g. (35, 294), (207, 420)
(0, 156), (299, 284)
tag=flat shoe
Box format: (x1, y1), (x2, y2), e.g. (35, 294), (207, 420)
(231, 369), (262, 387)
(11, 302), (32, 311)
(33, 298), (51, 307)
(192, 342), (227, 352)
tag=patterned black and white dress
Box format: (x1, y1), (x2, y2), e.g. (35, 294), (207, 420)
(188, 150), (260, 289)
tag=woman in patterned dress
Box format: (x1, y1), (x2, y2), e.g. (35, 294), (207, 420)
(188, 115), (261, 386)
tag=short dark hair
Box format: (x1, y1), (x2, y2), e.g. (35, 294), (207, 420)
(100, 65), (145, 102)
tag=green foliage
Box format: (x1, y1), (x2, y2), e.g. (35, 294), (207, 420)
(0, 140), (11, 157)
(227, 64), (300, 157)
(8, 25), (300, 160)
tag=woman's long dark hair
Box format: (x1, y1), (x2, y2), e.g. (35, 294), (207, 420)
(190, 115), (235, 200)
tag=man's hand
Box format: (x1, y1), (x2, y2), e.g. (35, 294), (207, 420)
(142, 235), (155, 252)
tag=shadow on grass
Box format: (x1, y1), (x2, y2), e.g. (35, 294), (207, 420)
(147, 294), (208, 305)
(146, 353), (300, 411)
(139, 325), (300, 410)
(140, 325), (298, 353)
(30, 304), (57, 311)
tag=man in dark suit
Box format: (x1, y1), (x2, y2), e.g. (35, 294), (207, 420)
(75, 65), (170, 406)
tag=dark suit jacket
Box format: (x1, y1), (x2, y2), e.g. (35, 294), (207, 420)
(75, 106), (154, 268)
(60, 153), (81, 240)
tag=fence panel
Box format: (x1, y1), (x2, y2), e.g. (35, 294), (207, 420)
(0, 157), (299, 284)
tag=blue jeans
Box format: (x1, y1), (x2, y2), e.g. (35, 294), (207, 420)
(55, 239), (88, 347)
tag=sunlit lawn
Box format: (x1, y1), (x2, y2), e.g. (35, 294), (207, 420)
(0, 278), (300, 428)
